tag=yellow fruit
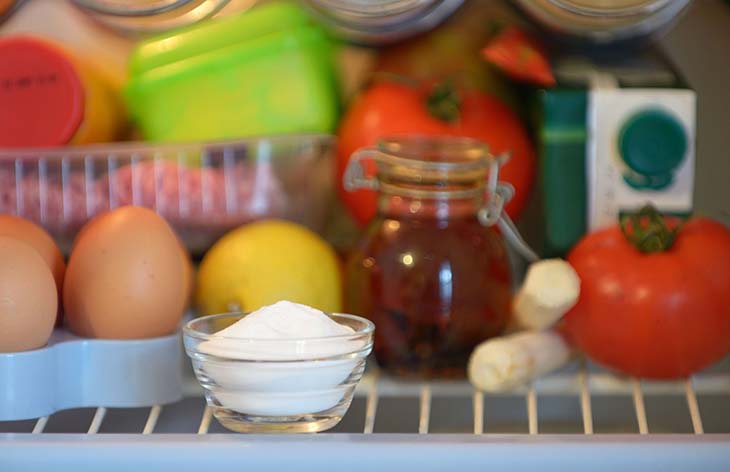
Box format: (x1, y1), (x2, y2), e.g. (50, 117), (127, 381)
(195, 220), (342, 315)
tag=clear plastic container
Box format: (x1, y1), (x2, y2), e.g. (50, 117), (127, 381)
(183, 312), (374, 433)
(0, 135), (334, 254)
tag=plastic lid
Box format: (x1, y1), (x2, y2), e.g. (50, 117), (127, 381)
(128, 2), (312, 76)
(0, 37), (84, 147)
(619, 108), (687, 177)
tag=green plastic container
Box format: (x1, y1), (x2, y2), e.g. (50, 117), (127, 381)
(125, 2), (340, 143)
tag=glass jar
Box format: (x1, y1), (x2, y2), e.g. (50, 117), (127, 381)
(513, 0), (692, 46)
(304, 0), (464, 45)
(71, 0), (233, 35)
(344, 136), (513, 378)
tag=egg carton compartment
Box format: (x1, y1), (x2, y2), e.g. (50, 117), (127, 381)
(0, 135), (335, 255)
(0, 329), (182, 421)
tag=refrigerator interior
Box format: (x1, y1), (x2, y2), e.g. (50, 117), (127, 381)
(2, 1), (730, 470)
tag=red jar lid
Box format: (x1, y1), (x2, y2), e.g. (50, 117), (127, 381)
(0, 37), (84, 147)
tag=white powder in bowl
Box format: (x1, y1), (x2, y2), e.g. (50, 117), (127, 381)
(198, 301), (356, 361)
(195, 301), (367, 416)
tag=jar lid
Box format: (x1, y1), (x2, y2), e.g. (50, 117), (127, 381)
(73, 0), (232, 36)
(305, 0), (464, 45)
(72, 0), (195, 16)
(513, 0), (691, 43)
(0, 37), (85, 147)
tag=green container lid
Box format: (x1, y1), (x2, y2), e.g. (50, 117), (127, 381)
(125, 1), (340, 144)
(129, 2), (313, 76)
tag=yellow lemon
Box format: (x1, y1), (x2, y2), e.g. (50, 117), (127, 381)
(195, 220), (342, 315)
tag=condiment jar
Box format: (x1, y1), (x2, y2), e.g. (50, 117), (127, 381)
(344, 136), (514, 378)
(71, 0), (231, 35)
(513, 0), (691, 46)
(305, 0), (464, 45)
(0, 36), (123, 148)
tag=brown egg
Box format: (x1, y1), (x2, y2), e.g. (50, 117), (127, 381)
(0, 215), (65, 323)
(0, 237), (57, 352)
(183, 253), (195, 307)
(63, 206), (187, 339)
(174, 232), (195, 308)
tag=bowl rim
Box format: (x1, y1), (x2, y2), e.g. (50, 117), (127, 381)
(183, 312), (375, 344)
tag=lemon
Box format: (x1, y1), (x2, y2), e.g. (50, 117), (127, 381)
(195, 220), (342, 315)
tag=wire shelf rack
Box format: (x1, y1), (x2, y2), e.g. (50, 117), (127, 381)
(3, 359), (730, 435)
(2, 358), (730, 470)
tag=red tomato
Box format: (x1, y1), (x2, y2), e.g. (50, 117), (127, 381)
(565, 216), (730, 379)
(336, 80), (536, 226)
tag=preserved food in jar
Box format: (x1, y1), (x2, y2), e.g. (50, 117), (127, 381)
(344, 136), (513, 377)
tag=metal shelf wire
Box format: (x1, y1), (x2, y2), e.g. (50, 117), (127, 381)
(4, 359), (727, 437)
(2, 358), (730, 470)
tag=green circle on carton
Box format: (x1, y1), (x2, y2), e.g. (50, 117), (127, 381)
(619, 108), (688, 177)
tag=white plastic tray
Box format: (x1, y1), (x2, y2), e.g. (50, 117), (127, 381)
(0, 329), (182, 421)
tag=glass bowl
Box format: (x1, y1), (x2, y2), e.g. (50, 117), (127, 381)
(183, 312), (374, 433)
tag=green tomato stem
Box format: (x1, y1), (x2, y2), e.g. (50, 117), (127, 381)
(619, 204), (684, 253)
(426, 81), (462, 124)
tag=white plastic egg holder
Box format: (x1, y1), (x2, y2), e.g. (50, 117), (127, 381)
(0, 329), (182, 421)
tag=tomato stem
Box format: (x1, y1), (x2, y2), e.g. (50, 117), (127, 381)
(426, 81), (462, 124)
(620, 205), (683, 253)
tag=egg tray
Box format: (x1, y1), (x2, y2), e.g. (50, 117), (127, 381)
(0, 329), (182, 421)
